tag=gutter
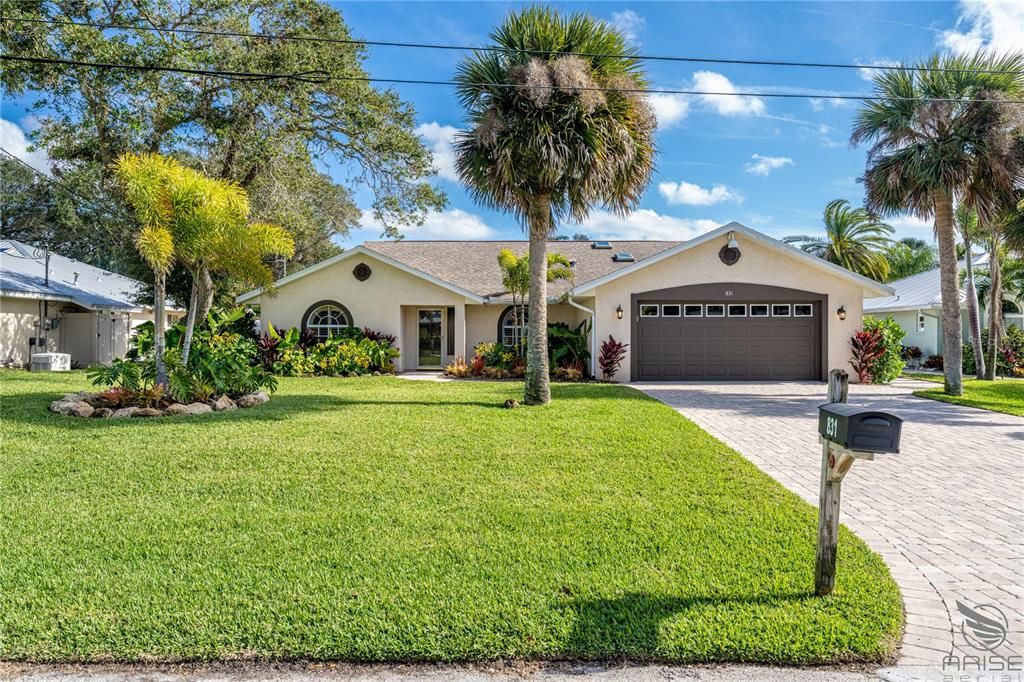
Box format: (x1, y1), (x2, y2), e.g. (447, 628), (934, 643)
(564, 294), (596, 379)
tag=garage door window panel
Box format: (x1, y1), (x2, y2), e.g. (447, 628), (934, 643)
(706, 304), (725, 317)
(772, 304), (791, 317)
(662, 304), (681, 317)
(728, 304), (747, 317)
(640, 304), (659, 317)
(684, 305), (702, 317)
(750, 304), (769, 317)
(794, 304), (813, 317)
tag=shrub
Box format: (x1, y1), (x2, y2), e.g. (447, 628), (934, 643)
(474, 342), (516, 369)
(923, 354), (944, 371)
(470, 355), (486, 376)
(849, 329), (883, 383)
(861, 316), (904, 383)
(362, 327), (397, 346)
(87, 358), (142, 391)
(444, 355), (470, 377)
(598, 336), (627, 381)
(901, 345), (922, 367)
(551, 366), (583, 382)
(548, 320), (591, 372)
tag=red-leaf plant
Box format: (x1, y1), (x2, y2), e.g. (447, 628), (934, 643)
(849, 329), (883, 383)
(598, 336), (628, 381)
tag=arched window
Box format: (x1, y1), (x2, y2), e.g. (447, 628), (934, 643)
(498, 306), (528, 349)
(301, 301), (353, 341)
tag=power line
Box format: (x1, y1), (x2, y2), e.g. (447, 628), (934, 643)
(4, 14), (1021, 77)
(0, 54), (329, 83)
(4, 53), (1024, 104)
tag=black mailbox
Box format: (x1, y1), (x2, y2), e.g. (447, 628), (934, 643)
(818, 403), (902, 454)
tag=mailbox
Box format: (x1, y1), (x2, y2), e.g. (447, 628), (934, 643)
(818, 403), (902, 454)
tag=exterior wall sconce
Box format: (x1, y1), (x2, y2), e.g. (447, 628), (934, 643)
(837, 305), (847, 321)
(616, 304), (624, 320)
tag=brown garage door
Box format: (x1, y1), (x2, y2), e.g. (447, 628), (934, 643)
(635, 301), (820, 380)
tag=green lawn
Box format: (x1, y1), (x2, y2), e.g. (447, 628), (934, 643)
(0, 370), (901, 664)
(906, 373), (1024, 417)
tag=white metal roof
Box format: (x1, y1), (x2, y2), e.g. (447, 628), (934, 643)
(863, 255), (986, 313)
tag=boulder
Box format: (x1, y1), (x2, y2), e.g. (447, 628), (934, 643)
(185, 402), (213, 415)
(51, 400), (94, 417)
(111, 407), (138, 418)
(236, 391), (269, 408)
(163, 403), (191, 416)
(91, 407), (113, 419)
(69, 402), (95, 418)
(212, 395), (237, 412)
(132, 407), (164, 418)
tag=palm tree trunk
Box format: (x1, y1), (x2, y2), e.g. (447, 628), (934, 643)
(963, 242), (985, 379)
(196, 267), (215, 320)
(524, 195), (551, 405)
(153, 273), (168, 386)
(180, 272), (200, 367)
(984, 242), (1002, 380)
(934, 193), (963, 395)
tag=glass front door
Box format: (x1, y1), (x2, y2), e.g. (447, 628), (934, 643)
(418, 309), (443, 368)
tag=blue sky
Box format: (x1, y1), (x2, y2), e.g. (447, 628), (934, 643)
(2, 1), (1021, 247)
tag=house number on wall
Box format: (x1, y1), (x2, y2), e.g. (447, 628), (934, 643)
(724, 290), (734, 297)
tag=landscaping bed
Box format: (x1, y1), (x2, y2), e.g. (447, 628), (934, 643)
(907, 374), (1024, 417)
(1, 370), (903, 664)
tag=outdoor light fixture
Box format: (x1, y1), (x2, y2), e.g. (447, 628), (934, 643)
(616, 304), (624, 320)
(727, 232), (739, 250)
(837, 305), (847, 321)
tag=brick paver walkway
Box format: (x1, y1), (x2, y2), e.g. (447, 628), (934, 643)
(633, 379), (1024, 671)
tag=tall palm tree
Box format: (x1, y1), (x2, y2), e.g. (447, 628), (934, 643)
(784, 199), (894, 280)
(884, 237), (937, 281)
(956, 206), (986, 378)
(454, 7), (656, 404)
(852, 51), (1024, 395)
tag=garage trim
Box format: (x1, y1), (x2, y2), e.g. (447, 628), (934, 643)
(630, 282), (828, 381)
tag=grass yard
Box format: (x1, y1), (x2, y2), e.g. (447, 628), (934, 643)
(904, 372), (1024, 417)
(0, 370), (902, 664)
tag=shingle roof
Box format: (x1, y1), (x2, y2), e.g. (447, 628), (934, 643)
(0, 239), (146, 311)
(363, 239), (682, 298)
(864, 255), (986, 312)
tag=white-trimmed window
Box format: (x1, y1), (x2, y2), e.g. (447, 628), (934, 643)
(499, 307), (528, 348)
(917, 311), (926, 333)
(640, 304), (659, 317)
(728, 304), (747, 317)
(750, 304), (769, 317)
(794, 304), (813, 317)
(661, 304), (681, 317)
(706, 304), (725, 317)
(304, 302), (351, 341)
(772, 304), (791, 317)
(684, 304), (703, 317)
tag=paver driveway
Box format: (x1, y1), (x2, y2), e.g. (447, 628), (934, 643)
(633, 379), (1024, 671)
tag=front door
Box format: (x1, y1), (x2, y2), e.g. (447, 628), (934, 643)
(418, 309), (443, 368)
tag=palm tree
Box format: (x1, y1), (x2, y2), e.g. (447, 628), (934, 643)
(454, 7), (656, 404)
(852, 51), (1024, 395)
(784, 199), (894, 280)
(956, 206), (986, 378)
(497, 249), (574, 357)
(884, 238), (937, 281)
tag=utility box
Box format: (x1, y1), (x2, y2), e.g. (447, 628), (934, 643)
(818, 403), (902, 454)
(30, 353), (71, 372)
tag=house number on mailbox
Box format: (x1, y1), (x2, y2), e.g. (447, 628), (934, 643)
(824, 415), (838, 439)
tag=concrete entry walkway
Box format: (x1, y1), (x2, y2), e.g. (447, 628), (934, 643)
(633, 379), (1024, 672)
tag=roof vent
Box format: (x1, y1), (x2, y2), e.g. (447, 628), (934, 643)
(591, 240), (612, 249)
(72, 271), (80, 286)
(612, 252), (635, 263)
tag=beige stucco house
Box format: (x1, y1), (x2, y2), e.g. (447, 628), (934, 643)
(238, 223), (894, 382)
(0, 239), (183, 368)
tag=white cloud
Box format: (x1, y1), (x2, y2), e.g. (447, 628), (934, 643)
(360, 208), (497, 239)
(658, 180), (742, 206)
(578, 208), (721, 241)
(646, 92), (690, 128)
(887, 214), (935, 239)
(0, 118), (49, 173)
(940, 0), (1024, 55)
(609, 9), (645, 43)
(692, 71), (765, 116)
(744, 154), (794, 176)
(414, 122), (460, 183)
(855, 58), (901, 82)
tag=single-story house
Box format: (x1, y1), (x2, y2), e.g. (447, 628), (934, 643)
(238, 223), (893, 382)
(0, 239), (183, 367)
(864, 255), (1023, 359)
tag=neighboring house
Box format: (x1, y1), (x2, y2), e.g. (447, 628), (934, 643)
(864, 255), (1023, 358)
(238, 223), (892, 382)
(0, 239), (183, 367)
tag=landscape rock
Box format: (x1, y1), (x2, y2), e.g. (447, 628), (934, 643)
(111, 407), (138, 418)
(236, 391), (269, 408)
(132, 407), (164, 418)
(185, 402), (213, 415)
(212, 395), (237, 412)
(69, 402), (95, 418)
(91, 407), (113, 419)
(163, 403), (191, 416)
(51, 399), (94, 417)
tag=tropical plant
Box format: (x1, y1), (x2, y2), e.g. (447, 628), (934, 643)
(849, 329), (884, 384)
(598, 336), (628, 381)
(87, 358), (143, 392)
(784, 199), (894, 280)
(548, 319), (592, 372)
(956, 207), (986, 378)
(455, 7), (656, 404)
(861, 316), (906, 383)
(852, 51), (1024, 395)
(884, 238), (937, 281)
(497, 248), (575, 356)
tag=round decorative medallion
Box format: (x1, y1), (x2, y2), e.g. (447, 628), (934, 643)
(353, 262), (372, 281)
(718, 245), (741, 266)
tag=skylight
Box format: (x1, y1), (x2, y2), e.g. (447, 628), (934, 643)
(612, 252), (635, 263)
(591, 241), (612, 249)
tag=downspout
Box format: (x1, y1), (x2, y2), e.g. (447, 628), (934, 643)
(564, 293), (596, 379)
